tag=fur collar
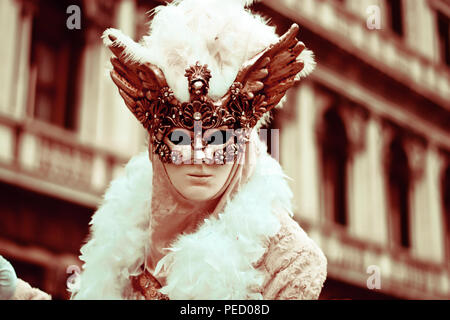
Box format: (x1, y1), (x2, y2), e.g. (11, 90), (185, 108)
(72, 142), (293, 299)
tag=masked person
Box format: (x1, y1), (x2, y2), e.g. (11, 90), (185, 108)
(71, 0), (327, 300)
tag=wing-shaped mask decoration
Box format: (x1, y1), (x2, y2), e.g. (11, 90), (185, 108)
(105, 24), (311, 163)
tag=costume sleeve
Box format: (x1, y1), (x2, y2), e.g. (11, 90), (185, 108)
(11, 279), (51, 300)
(0, 255), (17, 300)
(259, 210), (327, 300)
(0, 255), (51, 300)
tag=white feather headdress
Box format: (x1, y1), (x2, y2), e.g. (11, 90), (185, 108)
(102, 0), (315, 103)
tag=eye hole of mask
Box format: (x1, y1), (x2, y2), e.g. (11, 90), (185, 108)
(204, 129), (233, 146)
(167, 130), (191, 145)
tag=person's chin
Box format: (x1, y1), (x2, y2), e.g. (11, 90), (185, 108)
(182, 186), (216, 201)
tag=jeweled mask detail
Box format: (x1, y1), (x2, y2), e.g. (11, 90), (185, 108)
(142, 62), (242, 164)
(105, 23), (311, 164)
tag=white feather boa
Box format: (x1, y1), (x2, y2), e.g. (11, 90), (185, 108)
(72, 142), (294, 300)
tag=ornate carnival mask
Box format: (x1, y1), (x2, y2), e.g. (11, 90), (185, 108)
(105, 24), (310, 164)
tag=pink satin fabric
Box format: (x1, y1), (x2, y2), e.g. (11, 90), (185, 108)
(145, 133), (259, 286)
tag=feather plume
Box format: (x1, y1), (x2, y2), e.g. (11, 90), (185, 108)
(297, 49), (316, 79)
(102, 0), (315, 104)
(109, 0), (279, 102)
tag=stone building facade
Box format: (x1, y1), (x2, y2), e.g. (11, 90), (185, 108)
(0, 0), (448, 299)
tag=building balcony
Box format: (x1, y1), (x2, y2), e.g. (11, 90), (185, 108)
(307, 222), (450, 299)
(0, 113), (128, 208)
(264, 0), (450, 108)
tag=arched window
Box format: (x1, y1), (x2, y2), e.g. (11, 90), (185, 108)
(437, 11), (450, 67)
(320, 108), (349, 226)
(387, 137), (411, 249)
(29, 0), (85, 130)
(386, 0), (404, 37)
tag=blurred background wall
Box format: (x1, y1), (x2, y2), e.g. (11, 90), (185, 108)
(0, 0), (448, 299)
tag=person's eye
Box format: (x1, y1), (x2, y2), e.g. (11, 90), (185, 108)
(168, 130), (191, 145)
(205, 130), (232, 146)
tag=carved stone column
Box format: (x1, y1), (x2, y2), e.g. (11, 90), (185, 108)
(109, 0), (146, 155)
(281, 82), (321, 225)
(296, 82), (322, 224)
(364, 117), (390, 245)
(339, 105), (371, 241)
(0, 0), (35, 120)
(402, 138), (426, 257)
(79, 0), (145, 157)
(78, 0), (117, 147)
(0, 0), (18, 115)
(405, 137), (446, 263)
(425, 149), (446, 264)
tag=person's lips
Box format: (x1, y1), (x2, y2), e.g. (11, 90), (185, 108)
(187, 174), (213, 178)
(186, 169), (213, 178)
(186, 173), (213, 185)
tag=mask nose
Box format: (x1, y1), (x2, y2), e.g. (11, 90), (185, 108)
(192, 129), (205, 164)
